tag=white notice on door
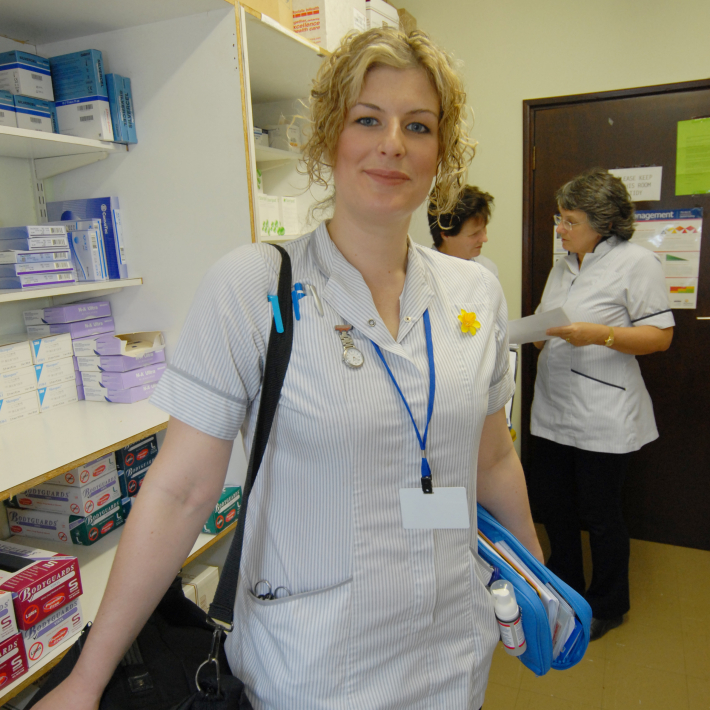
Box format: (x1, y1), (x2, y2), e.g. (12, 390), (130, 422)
(608, 166), (663, 202)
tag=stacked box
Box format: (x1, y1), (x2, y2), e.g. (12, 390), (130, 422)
(0, 593), (19, 645)
(0, 51), (54, 100)
(365, 0), (399, 28)
(106, 74), (137, 144)
(293, 0), (366, 51)
(22, 599), (83, 668)
(123, 77), (137, 144)
(27, 317), (115, 340)
(0, 89), (17, 128)
(0, 249), (71, 266)
(0, 335), (40, 426)
(181, 564), (220, 613)
(13, 96), (57, 133)
(73, 331), (164, 357)
(49, 50), (112, 141)
(116, 435), (159, 496)
(0, 227), (72, 286)
(46, 219), (109, 283)
(23, 301), (111, 327)
(203, 486), (242, 534)
(0, 634), (28, 686)
(57, 452), (116, 486)
(47, 197), (127, 280)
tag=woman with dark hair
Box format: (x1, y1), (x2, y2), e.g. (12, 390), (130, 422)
(428, 185), (499, 276)
(530, 168), (674, 641)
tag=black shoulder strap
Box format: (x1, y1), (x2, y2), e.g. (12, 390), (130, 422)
(207, 244), (293, 627)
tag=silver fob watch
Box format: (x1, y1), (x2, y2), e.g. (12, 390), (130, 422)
(335, 325), (364, 369)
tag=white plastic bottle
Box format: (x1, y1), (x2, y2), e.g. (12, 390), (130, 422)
(490, 580), (527, 656)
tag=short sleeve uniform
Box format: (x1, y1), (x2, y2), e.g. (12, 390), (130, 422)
(473, 254), (499, 278)
(152, 223), (514, 710)
(531, 237), (674, 454)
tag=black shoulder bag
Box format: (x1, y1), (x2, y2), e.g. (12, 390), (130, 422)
(28, 244), (294, 710)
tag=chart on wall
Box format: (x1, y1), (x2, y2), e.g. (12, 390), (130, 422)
(631, 208), (703, 309)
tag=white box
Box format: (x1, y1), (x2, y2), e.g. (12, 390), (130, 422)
(253, 127), (269, 147)
(69, 229), (107, 282)
(266, 123), (301, 153)
(0, 52), (54, 101)
(55, 97), (113, 141)
(0, 92), (17, 128)
(0, 335), (32, 375)
(293, 0), (366, 52)
(0, 592), (18, 645)
(29, 333), (73, 365)
(37, 380), (78, 412)
(33, 357), (75, 389)
(16, 468), (121, 516)
(0, 366), (36, 399)
(279, 197), (300, 235)
(365, 0), (399, 28)
(22, 600), (83, 668)
(181, 564), (220, 613)
(56, 453), (117, 487)
(0, 390), (39, 426)
(257, 194), (284, 238)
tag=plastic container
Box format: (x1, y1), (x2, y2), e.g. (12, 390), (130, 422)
(490, 579), (527, 656)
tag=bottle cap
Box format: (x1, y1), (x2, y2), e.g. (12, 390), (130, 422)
(490, 580), (518, 621)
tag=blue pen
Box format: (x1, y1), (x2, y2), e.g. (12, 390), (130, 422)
(292, 282), (305, 320)
(268, 294), (284, 333)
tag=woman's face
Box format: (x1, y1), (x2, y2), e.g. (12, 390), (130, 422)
(333, 65), (440, 225)
(556, 207), (602, 256)
(441, 216), (488, 260)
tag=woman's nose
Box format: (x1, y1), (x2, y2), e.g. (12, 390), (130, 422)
(379, 123), (405, 156)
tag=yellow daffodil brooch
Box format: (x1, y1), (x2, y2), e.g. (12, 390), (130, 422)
(458, 309), (481, 335)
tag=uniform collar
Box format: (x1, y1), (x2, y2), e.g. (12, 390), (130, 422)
(311, 222), (434, 357)
(564, 236), (621, 274)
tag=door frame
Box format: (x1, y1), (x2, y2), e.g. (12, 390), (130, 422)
(520, 78), (710, 471)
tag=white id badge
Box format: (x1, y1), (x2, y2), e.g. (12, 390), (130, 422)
(399, 487), (470, 529)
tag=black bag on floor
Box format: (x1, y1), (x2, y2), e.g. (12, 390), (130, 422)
(28, 244), (294, 710)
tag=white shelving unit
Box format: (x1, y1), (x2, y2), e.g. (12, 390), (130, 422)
(0, 521), (238, 699)
(0, 277), (143, 305)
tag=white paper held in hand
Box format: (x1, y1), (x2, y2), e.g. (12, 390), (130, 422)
(507, 307), (572, 345)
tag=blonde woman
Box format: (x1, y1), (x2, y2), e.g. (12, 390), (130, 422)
(38, 28), (541, 710)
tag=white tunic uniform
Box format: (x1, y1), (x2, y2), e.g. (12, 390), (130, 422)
(531, 237), (674, 454)
(152, 223), (514, 709)
(472, 254), (499, 278)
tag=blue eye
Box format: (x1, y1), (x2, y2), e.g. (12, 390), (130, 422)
(407, 122), (430, 134)
(356, 117), (379, 127)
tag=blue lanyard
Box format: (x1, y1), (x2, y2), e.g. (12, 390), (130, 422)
(371, 309), (436, 493)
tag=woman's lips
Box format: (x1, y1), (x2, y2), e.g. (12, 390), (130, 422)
(364, 169), (410, 184)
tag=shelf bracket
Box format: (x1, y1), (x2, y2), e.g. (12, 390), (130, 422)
(33, 152), (110, 180)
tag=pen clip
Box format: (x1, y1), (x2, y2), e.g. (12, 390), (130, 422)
(268, 294), (284, 333)
(306, 283), (324, 317)
(292, 282), (305, 321)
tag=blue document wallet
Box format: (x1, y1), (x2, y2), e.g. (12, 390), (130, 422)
(476, 504), (592, 675)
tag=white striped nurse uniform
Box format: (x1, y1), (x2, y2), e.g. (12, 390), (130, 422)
(151, 222), (514, 709)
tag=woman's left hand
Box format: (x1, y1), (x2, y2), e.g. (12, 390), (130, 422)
(546, 322), (606, 347)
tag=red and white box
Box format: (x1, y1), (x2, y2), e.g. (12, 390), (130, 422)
(22, 598), (83, 667)
(0, 634), (28, 689)
(14, 468), (121, 516)
(0, 591), (18, 644)
(55, 452), (117, 487)
(0, 542), (82, 630)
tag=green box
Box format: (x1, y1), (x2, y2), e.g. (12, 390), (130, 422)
(69, 498), (125, 545)
(202, 486), (241, 534)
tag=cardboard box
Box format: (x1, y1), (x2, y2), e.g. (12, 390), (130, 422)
(49, 50), (106, 99)
(73, 331), (164, 358)
(37, 380), (78, 413)
(279, 196), (299, 235)
(33, 357), (75, 389)
(0, 390), (39, 426)
(397, 7), (416, 33)
(23, 301), (111, 327)
(0, 236), (69, 252)
(203, 486), (242, 534)
(0, 261), (73, 277)
(0, 544), (82, 630)
(365, 0), (399, 28)
(76, 384), (84, 401)
(0, 367), (36, 400)
(0, 336), (32, 375)
(258, 194), (283, 238)
(74, 349), (165, 373)
(0, 226), (66, 240)
(0, 634), (28, 687)
(13, 96), (56, 133)
(123, 77), (137, 144)
(253, 127), (269, 147)
(116, 435), (159, 472)
(0, 250), (71, 265)
(22, 599), (83, 667)
(8, 499), (125, 546)
(55, 96), (113, 141)
(0, 51), (54, 100)
(81, 362), (166, 390)
(57, 453), (116, 487)
(27, 317), (115, 340)
(242, 0), (294, 31)
(293, 0), (366, 51)
(0, 272), (75, 290)
(266, 123), (300, 152)
(181, 564), (219, 613)
(30, 334), (73, 366)
(0, 592), (19, 646)
(83, 381), (158, 404)
(67, 229), (108, 281)
(15, 468), (121, 516)
(0, 90), (17, 128)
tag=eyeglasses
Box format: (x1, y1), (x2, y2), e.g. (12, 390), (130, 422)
(554, 214), (587, 231)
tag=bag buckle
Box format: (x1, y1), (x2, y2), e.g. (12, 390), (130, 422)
(195, 626), (225, 697)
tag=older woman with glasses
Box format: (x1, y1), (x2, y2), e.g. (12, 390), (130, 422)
(529, 168), (674, 641)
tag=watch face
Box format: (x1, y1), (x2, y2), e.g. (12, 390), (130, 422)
(343, 347), (364, 368)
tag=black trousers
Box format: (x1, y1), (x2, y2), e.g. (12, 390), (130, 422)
(529, 436), (631, 619)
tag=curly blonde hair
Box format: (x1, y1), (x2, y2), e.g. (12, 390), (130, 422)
(302, 27), (475, 219)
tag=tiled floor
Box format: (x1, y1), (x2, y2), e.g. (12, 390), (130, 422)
(483, 526), (710, 710)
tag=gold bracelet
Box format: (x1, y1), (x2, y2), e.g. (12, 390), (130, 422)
(604, 326), (615, 348)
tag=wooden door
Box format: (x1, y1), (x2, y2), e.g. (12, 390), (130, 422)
(522, 80), (710, 550)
